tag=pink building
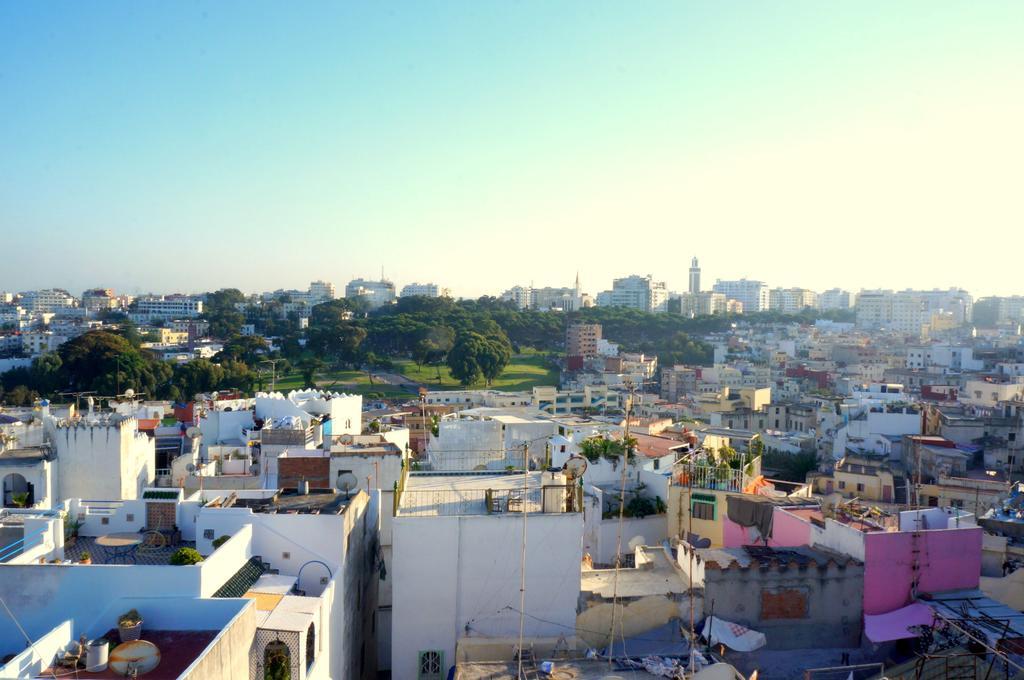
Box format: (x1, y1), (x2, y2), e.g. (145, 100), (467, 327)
(725, 503), (982, 616)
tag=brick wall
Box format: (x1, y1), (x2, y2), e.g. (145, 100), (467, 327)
(279, 457), (330, 490)
(760, 587), (809, 620)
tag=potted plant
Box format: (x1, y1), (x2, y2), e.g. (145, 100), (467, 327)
(117, 609), (143, 642)
(10, 492), (29, 508)
(169, 547), (203, 565)
(86, 638), (110, 672)
(79, 551), (92, 565)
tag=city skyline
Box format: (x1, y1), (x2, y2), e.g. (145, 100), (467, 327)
(3, 2), (1023, 297)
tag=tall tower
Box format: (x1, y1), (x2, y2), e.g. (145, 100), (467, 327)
(688, 257), (701, 294)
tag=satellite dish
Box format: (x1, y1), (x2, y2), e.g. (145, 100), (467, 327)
(336, 472), (358, 497)
(124, 388), (135, 399)
(564, 456), (588, 479)
(627, 535), (646, 552)
(109, 639), (161, 676)
(186, 426), (200, 439)
(186, 463), (196, 473)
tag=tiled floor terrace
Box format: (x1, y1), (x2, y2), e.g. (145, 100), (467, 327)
(62, 536), (197, 566)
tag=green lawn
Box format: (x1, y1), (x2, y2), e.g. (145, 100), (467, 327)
(393, 354), (558, 392)
(269, 369), (370, 393)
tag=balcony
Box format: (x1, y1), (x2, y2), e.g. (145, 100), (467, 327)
(672, 455), (762, 493)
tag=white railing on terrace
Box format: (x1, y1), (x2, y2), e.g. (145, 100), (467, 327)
(671, 456), (761, 493)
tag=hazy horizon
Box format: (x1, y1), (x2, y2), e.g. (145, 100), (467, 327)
(2, 2), (1022, 298)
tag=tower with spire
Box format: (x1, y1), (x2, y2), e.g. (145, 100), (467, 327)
(689, 257), (701, 294)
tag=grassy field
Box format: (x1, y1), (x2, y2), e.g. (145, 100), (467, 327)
(269, 368), (368, 393)
(393, 354), (558, 392)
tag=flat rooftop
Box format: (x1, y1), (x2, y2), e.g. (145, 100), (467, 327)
(695, 544), (857, 569)
(582, 546), (688, 598)
(457, 660), (696, 680)
(41, 630), (218, 680)
(397, 471), (576, 517)
(233, 489), (352, 514)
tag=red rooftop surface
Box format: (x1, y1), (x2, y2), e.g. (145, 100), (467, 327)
(44, 630), (218, 679)
(907, 435), (957, 448)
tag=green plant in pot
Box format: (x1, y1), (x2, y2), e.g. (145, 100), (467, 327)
(79, 551), (91, 565)
(169, 547), (203, 565)
(117, 608), (143, 642)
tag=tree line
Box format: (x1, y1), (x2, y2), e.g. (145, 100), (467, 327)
(1, 289), (851, 403)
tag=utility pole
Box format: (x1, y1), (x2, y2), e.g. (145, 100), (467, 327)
(516, 441), (529, 680)
(261, 359), (282, 393)
(608, 381), (635, 666)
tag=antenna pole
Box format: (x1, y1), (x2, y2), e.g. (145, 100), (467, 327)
(517, 441), (529, 679)
(608, 383), (634, 665)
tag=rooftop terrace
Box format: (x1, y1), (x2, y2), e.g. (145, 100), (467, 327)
(396, 471), (582, 517)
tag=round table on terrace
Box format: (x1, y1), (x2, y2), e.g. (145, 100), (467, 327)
(95, 533), (143, 564)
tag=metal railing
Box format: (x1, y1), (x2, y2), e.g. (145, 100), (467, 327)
(397, 485), (582, 517)
(672, 463), (748, 492)
(0, 526), (48, 563)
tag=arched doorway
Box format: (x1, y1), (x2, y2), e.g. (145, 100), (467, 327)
(2, 473), (29, 508)
(305, 623), (315, 670)
(263, 640), (291, 680)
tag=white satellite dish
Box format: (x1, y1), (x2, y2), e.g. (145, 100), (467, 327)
(336, 471), (359, 497)
(185, 426), (200, 439)
(123, 388), (135, 399)
(564, 456), (588, 479)
(627, 535), (646, 552)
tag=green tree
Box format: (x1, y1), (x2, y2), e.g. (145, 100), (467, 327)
(172, 359), (226, 399)
(298, 357), (325, 388)
(216, 335), (269, 365)
(446, 332), (487, 386)
(202, 289), (247, 339)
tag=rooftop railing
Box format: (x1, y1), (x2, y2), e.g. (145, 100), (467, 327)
(397, 484), (583, 517)
(671, 455), (761, 493)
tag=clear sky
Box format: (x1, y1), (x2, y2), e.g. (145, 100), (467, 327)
(2, 2), (1022, 298)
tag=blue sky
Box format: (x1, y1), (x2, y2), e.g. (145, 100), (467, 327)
(2, 2), (1022, 297)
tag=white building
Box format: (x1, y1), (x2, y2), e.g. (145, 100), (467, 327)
(18, 289), (77, 313)
(855, 290), (894, 329)
(345, 278), (396, 309)
(597, 274), (668, 313)
(499, 285), (532, 310)
(391, 470), (583, 680)
(49, 416), (156, 504)
(129, 295), (203, 323)
(712, 279), (769, 313)
(308, 280), (336, 302)
(400, 282), (448, 298)
(769, 288), (818, 314)
(818, 289), (852, 310)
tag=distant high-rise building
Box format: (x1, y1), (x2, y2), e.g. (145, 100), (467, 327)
(712, 279), (769, 313)
(19, 288), (77, 313)
(308, 280), (336, 303)
(597, 275), (668, 313)
(818, 289), (852, 311)
(689, 257), (701, 294)
(345, 278), (396, 309)
(768, 288), (817, 314)
(81, 288), (118, 313)
(566, 323), (601, 358)
(499, 285), (532, 310)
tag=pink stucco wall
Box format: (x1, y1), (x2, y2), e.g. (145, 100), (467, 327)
(863, 527), (982, 615)
(722, 507), (812, 548)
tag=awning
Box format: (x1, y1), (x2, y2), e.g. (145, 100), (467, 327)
(865, 603), (936, 643)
